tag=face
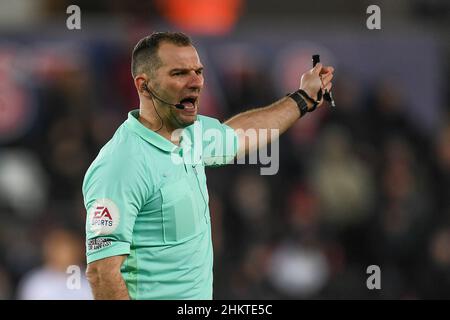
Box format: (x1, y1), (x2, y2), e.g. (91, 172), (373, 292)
(150, 42), (204, 129)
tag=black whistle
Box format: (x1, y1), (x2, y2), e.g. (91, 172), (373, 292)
(312, 54), (335, 108)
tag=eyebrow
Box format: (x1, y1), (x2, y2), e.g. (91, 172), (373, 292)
(170, 67), (204, 73)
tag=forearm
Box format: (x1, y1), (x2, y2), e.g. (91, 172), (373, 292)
(226, 96), (301, 134)
(225, 63), (334, 157)
(87, 270), (130, 300)
(225, 96), (305, 156)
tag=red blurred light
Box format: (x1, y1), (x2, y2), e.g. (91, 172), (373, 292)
(155, 0), (244, 35)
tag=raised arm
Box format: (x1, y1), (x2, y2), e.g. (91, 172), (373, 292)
(86, 255), (130, 300)
(225, 63), (334, 157)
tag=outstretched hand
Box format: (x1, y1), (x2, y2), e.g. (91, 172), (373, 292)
(299, 63), (334, 108)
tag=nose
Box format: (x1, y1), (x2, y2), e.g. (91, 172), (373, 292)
(188, 72), (204, 91)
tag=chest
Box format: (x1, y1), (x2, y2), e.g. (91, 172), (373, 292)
(139, 152), (210, 244)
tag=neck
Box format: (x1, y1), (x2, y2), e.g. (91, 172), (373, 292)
(138, 103), (180, 145)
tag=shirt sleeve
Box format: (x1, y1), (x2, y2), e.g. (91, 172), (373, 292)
(82, 151), (150, 264)
(198, 116), (239, 167)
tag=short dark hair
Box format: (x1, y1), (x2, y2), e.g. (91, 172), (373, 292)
(131, 32), (193, 78)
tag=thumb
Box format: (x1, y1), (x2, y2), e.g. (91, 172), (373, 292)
(312, 63), (322, 74)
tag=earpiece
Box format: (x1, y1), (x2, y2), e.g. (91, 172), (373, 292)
(141, 83), (150, 93)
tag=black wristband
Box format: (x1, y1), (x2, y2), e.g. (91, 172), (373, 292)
(298, 89), (319, 112)
(287, 91), (309, 117)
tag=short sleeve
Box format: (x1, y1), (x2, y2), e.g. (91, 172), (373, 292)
(197, 116), (239, 167)
(82, 152), (150, 264)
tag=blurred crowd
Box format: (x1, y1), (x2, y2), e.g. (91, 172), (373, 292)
(0, 0), (450, 300)
(207, 57), (450, 299)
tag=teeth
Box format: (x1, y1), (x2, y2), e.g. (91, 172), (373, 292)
(180, 97), (197, 109)
(183, 102), (195, 109)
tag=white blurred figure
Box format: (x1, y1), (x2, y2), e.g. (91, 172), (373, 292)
(0, 150), (48, 218)
(268, 241), (329, 298)
(17, 228), (92, 300)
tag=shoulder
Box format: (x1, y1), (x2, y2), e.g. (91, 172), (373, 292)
(196, 114), (220, 126)
(195, 115), (234, 132)
(97, 123), (148, 161)
(82, 124), (153, 193)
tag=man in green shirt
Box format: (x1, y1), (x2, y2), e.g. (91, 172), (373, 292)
(83, 32), (334, 299)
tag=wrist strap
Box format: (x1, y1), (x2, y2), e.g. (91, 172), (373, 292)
(287, 91), (308, 117)
(298, 89), (319, 112)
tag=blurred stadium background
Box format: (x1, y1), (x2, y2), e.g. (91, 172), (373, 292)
(0, 0), (449, 299)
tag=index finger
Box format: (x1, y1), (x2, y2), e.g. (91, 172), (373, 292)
(312, 63), (323, 75)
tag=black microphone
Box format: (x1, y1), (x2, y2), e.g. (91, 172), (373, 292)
(143, 84), (185, 109)
(312, 54), (336, 108)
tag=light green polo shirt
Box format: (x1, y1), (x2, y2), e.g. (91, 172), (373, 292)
(82, 110), (238, 300)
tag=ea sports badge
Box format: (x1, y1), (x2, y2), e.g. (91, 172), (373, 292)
(89, 199), (120, 236)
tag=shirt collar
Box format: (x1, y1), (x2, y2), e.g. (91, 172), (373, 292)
(125, 109), (179, 153)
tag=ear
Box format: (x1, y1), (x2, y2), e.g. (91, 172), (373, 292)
(134, 75), (148, 95)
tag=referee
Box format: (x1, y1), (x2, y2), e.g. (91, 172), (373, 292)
(83, 32), (334, 299)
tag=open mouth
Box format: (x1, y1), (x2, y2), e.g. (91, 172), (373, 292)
(179, 96), (197, 109)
